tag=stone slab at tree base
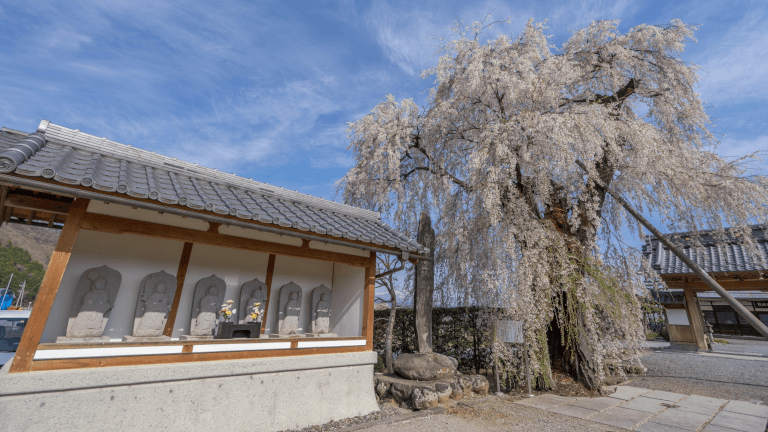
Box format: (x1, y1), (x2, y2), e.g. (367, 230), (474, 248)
(374, 372), (489, 410)
(122, 335), (171, 342)
(55, 336), (111, 344)
(0, 352), (379, 432)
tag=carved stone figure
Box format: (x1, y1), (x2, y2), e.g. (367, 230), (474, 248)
(309, 284), (333, 336)
(59, 266), (122, 343)
(238, 278), (267, 324)
(70, 275), (110, 337)
(272, 282), (302, 337)
(125, 271), (178, 341)
(193, 286), (221, 335)
(281, 291), (301, 334)
(180, 275), (226, 340)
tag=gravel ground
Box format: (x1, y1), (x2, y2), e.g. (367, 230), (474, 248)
(631, 351), (768, 403)
(711, 337), (768, 355)
(362, 396), (628, 432)
(285, 405), (406, 432)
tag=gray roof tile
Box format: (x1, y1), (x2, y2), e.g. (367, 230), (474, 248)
(0, 122), (427, 254)
(643, 226), (768, 275)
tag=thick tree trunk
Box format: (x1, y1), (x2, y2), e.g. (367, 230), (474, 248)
(414, 212), (436, 353)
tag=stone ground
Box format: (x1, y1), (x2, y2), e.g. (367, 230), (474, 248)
(338, 341), (768, 432)
(711, 338), (768, 356)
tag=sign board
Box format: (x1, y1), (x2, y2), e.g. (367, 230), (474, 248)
(666, 309), (690, 326)
(496, 320), (523, 344)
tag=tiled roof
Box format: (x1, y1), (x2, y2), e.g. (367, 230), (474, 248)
(0, 120), (427, 254)
(642, 226), (768, 275)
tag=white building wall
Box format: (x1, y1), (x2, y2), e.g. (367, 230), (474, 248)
(41, 230), (185, 343)
(329, 264), (365, 337)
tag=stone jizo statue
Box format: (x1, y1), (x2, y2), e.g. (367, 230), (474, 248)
(70, 273), (111, 338)
(60, 265), (121, 343)
(192, 286), (220, 336)
(134, 283), (171, 337)
(312, 293), (330, 334)
(280, 291), (301, 335)
(244, 291), (263, 324)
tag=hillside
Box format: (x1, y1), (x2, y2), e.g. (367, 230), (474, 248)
(0, 224), (59, 270)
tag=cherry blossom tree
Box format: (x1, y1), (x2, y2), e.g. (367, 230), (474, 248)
(339, 17), (768, 389)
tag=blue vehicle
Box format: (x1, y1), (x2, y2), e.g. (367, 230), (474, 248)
(0, 310), (30, 367)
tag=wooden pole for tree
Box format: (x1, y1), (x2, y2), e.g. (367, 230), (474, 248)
(576, 160), (768, 340)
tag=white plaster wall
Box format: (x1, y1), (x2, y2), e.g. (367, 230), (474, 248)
(309, 240), (370, 257)
(87, 201), (209, 231)
(41, 230), (185, 343)
(667, 309), (690, 326)
(219, 225), (303, 247)
(329, 264), (365, 337)
(265, 256), (333, 335)
(173, 244), (270, 337)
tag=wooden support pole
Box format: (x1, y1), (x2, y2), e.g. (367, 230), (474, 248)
(683, 288), (709, 350)
(9, 198), (90, 373)
(163, 242), (194, 337)
(362, 251), (376, 350)
(260, 254), (276, 335)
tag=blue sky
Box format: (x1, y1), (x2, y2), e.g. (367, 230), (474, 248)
(1, 1), (766, 247)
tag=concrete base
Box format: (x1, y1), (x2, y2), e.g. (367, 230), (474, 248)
(0, 351), (379, 432)
(305, 333), (337, 338)
(268, 333), (305, 338)
(670, 341), (699, 351)
(178, 334), (214, 341)
(121, 335), (171, 342)
(55, 336), (111, 344)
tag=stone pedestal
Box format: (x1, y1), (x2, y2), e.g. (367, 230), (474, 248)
(268, 334), (305, 338)
(305, 333), (337, 338)
(122, 335), (171, 342)
(56, 336), (111, 344)
(216, 322), (261, 339)
(179, 335), (214, 341)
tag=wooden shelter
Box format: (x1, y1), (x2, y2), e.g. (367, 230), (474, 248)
(0, 121), (427, 431)
(643, 226), (768, 350)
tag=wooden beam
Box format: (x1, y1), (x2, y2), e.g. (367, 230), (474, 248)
(28, 345), (368, 372)
(47, 213), (56, 227)
(260, 254), (276, 335)
(9, 198), (90, 373)
(666, 279), (768, 290)
(163, 242), (194, 337)
(683, 288), (709, 350)
(26, 210), (34, 224)
(79, 212), (371, 268)
(5, 194), (71, 215)
(362, 251), (376, 350)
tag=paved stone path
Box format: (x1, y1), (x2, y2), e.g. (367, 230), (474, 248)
(515, 385), (768, 432)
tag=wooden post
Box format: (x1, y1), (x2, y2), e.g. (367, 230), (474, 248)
(683, 288), (709, 350)
(9, 198), (90, 373)
(362, 251), (376, 350)
(260, 254), (276, 335)
(163, 242), (194, 337)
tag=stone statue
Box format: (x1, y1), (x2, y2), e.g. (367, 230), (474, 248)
(135, 283), (170, 336)
(59, 266), (122, 343)
(313, 294), (330, 333)
(192, 286), (221, 336)
(238, 278), (267, 324)
(280, 291), (301, 335)
(181, 275), (226, 340)
(126, 271), (177, 341)
(308, 284), (334, 336)
(70, 274), (111, 337)
(271, 282), (302, 337)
